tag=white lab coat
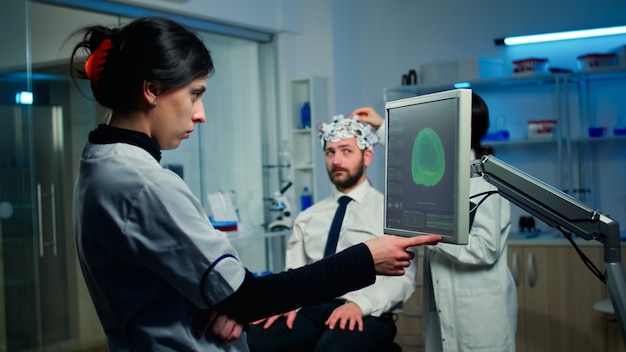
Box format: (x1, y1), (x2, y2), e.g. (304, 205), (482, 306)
(423, 175), (517, 352)
(73, 142), (249, 351)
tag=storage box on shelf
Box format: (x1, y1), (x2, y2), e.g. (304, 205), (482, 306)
(458, 57), (503, 81)
(577, 53), (618, 71)
(527, 119), (558, 139)
(512, 58), (549, 75)
(419, 61), (459, 86)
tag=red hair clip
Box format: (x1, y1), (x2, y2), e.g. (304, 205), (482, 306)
(84, 38), (113, 88)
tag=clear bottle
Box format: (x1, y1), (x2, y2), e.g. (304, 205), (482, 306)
(300, 102), (311, 129)
(300, 186), (313, 211)
(278, 140), (291, 184)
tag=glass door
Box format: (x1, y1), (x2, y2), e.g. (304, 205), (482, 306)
(0, 105), (39, 350)
(0, 1), (72, 350)
(0, 1), (41, 350)
(0, 99), (72, 352)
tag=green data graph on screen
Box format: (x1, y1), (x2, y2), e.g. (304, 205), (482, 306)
(411, 128), (445, 187)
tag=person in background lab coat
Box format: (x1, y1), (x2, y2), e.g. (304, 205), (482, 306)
(353, 92), (517, 352)
(69, 17), (442, 352)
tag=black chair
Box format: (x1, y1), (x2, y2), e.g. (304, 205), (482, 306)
(385, 341), (402, 352)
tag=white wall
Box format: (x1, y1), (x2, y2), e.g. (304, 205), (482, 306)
(109, 0), (300, 33)
(109, 0), (626, 227)
(29, 4), (119, 66)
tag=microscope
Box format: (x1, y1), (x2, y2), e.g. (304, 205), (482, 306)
(268, 181), (294, 231)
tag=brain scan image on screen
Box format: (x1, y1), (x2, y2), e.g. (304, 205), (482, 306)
(412, 127), (445, 187)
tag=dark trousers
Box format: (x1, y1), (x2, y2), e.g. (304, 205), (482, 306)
(246, 299), (397, 352)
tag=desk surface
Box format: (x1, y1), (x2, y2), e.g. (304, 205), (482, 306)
(594, 299), (615, 314)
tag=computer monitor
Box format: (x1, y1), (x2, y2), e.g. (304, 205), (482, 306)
(384, 89), (472, 244)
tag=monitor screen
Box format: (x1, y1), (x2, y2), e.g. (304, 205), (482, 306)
(384, 89), (471, 244)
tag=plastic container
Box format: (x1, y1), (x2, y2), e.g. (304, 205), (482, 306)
(577, 53), (617, 71)
(527, 119), (557, 139)
(482, 129), (510, 141)
(300, 102), (311, 129)
(588, 124), (605, 137)
(300, 186), (313, 211)
(513, 58), (548, 75)
(614, 126), (626, 136)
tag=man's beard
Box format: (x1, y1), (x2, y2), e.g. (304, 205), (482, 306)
(328, 159), (365, 190)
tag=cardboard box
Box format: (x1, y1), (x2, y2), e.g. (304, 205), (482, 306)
(458, 58), (503, 81)
(420, 61), (459, 85)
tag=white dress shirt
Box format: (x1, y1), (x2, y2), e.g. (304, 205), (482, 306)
(285, 180), (417, 317)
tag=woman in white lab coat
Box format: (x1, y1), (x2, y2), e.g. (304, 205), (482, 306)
(420, 93), (517, 352)
(354, 93), (517, 352)
(69, 17), (440, 352)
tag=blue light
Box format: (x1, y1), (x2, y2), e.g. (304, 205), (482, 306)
(454, 82), (471, 88)
(15, 91), (33, 105)
(503, 25), (626, 46)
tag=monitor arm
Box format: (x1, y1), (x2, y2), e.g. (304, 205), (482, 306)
(471, 155), (626, 347)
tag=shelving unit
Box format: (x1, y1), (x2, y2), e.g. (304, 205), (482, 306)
(384, 73), (560, 102)
(288, 76), (329, 215)
(384, 68), (626, 351)
(562, 68), (626, 227)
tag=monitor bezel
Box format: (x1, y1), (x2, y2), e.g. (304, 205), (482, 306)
(383, 88), (472, 244)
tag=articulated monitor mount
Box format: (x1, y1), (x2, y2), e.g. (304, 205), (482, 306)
(471, 155), (626, 347)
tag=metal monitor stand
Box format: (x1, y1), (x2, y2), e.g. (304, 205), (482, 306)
(471, 155), (626, 347)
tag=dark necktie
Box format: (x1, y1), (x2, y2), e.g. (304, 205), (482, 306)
(324, 196), (352, 257)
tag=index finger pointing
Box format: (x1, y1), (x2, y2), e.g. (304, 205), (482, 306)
(402, 234), (442, 247)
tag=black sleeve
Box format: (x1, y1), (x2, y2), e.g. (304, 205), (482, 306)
(211, 242), (375, 323)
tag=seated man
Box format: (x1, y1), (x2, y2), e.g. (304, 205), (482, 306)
(247, 115), (416, 352)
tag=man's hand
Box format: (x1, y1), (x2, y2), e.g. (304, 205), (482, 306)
(365, 234), (442, 275)
(192, 310), (243, 343)
(251, 310), (298, 329)
(325, 302), (364, 332)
